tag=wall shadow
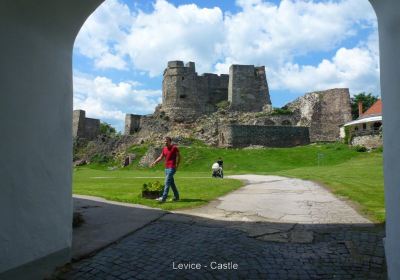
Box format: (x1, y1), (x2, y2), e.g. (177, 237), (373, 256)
(52, 197), (387, 279)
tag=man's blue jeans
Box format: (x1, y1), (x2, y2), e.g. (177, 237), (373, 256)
(162, 168), (179, 201)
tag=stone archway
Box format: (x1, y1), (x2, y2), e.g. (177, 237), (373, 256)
(0, 0), (399, 278)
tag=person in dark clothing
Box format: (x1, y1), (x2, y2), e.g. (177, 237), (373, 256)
(217, 158), (223, 168)
(212, 157), (223, 178)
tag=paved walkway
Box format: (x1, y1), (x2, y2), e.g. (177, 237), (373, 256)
(55, 175), (386, 279)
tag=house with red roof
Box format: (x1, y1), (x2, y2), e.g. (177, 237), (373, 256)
(341, 99), (382, 148)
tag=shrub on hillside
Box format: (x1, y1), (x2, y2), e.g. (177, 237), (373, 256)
(100, 122), (117, 136)
(90, 154), (112, 164)
(354, 145), (367, 152)
(216, 100), (230, 110)
(270, 107), (293, 116)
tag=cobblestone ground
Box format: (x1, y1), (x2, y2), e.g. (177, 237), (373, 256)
(56, 218), (386, 280)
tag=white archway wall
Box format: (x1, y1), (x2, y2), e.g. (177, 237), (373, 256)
(0, 0), (103, 277)
(370, 0), (400, 278)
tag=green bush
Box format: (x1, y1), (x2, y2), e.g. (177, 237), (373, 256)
(142, 181), (164, 192)
(100, 122), (117, 136)
(216, 100), (230, 110)
(343, 126), (351, 144)
(90, 154), (112, 164)
(354, 145), (367, 152)
(255, 111), (270, 117)
(375, 146), (383, 153)
(270, 107), (293, 116)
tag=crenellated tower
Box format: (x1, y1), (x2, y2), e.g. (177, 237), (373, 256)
(228, 65), (271, 112)
(160, 60), (271, 121)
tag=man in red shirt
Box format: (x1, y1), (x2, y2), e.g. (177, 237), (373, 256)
(151, 136), (181, 202)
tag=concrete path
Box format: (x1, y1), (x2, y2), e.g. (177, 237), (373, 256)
(174, 175), (372, 243)
(55, 176), (386, 279)
(178, 175), (372, 224)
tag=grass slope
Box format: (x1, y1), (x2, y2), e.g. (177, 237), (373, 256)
(74, 143), (384, 221)
(73, 168), (243, 211)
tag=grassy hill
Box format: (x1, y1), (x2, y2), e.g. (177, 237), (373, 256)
(74, 142), (384, 222)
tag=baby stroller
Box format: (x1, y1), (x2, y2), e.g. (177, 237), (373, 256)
(212, 162), (223, 178)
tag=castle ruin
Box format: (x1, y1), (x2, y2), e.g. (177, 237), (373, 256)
(73, 110), (100, 140)
(123, 61), (352, 147)
(161, 61), (271, 121)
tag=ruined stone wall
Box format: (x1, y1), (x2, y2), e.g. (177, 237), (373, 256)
(286, 88), (352, 142)
(72, 110), (100, 140)
(219, 125), (310, 147)
(228, 65), (271, 112)
(124, 114), (141, 135)
(162, 61), (199, 121)
(73, 110), (86, 138)
(196, 73), (229, 114)
(84, 118), (100, 140)
(351, 135), (382, 149)
(162, 61), (271, 121)
(250, 114), (299, 126)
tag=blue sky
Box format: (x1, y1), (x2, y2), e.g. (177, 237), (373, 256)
(73, 0), (379, 131)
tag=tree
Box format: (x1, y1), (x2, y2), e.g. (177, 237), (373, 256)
(351, 92), (379, 120)
(99, 122), (116, 136)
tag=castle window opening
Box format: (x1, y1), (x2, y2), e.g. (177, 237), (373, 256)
(179, 94), (187, 99)
(363, 123), (367, 130)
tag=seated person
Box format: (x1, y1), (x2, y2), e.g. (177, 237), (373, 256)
(217, 157), (223, 168)
(212, 159), (223, 178)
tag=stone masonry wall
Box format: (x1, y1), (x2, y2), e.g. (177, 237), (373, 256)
(84, 118), (100, 140)
(125, 114), (142, 135)
(286, 88), (352, 142)
(73, 110), (100, 140)
(162, 61), (270, 121)
(228, 65), (271, 112)
(219, 125), (310, 147)
(162, 61), (199, 121)
(351, 135), (382, 149)
(73, 110), (86, 138)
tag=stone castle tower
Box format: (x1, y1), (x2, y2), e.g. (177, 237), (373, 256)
(228, 65), (271, 111)
(161, 61), (271, 121)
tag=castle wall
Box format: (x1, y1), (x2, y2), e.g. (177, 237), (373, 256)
(228, 65), (271, 112)
(162, 61), (200, 121)
(84, 118), (100, 140)
(196, 73), (229, 113)
(125, 114), (141, 135)
(72, 110), (100, 140)
(162, 61), (271, 120)
(286, 88), (352, 142)
(73, 110), (86, 138)
(219, 125), (310, 147)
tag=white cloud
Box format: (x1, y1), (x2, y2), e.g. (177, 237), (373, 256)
(73, 72), (161, 131)
(216, 0), (376, 72)
(270, 45), (379, 95)
(74, 0), (132, 70)
(118, 0), (225, 76)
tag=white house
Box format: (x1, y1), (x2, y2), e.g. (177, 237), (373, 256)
(341, 99), (383, 149)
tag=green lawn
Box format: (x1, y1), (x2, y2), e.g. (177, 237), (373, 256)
(74, 143), (384, 221)
(73, 168), (243, 210)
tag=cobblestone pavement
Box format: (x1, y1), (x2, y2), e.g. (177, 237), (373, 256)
(56, 216), (386, 280)
(55, 175), (386, 279)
